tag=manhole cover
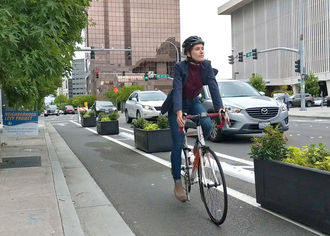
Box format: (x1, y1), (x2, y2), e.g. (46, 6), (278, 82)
(0, 156), (41, 169)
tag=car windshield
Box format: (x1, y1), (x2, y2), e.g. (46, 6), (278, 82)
(217, 81), (261, 98)
(139, 92), (167, 101)
(48, 105), (57, 109)
(97, 101), (114, 107)
(66, 106), (73, 109)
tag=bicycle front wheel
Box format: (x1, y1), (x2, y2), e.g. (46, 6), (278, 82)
(198, 147), (228, 225)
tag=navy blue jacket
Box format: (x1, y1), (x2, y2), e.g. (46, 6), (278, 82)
(161, 60), (223, 114)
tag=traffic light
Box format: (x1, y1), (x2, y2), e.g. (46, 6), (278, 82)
(126, 46), (131, 60)
(96, 71), (99, 79)
(228, 55), (234, 64)
(295, 59), (301, 73)
(252, 48), (258, 60)
(238, 52), (243, 62)
(144, 72), (149, 81)
(91, 46), (95, 59)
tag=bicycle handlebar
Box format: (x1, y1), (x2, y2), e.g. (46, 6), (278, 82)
(178, 112), (228, 133)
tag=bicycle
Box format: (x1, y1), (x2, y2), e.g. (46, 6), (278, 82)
(179, 111), (228, 225)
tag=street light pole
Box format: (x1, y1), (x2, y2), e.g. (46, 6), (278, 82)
(299, 0), (306, 111)
(163, 41), (180, 63)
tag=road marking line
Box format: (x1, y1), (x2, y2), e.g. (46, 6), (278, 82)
(120, 127), (133, 133)
(70, 120), (324, 235)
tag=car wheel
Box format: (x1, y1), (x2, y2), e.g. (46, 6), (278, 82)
(136, 110), (141, 119)
(44, 114), (48, 117)
(125, 110), (132, 123)
(306, 101), (312, 107)
(208, 118), (224, 142)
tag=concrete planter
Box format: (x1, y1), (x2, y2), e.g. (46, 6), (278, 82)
(254, 158), (330, 234)
(96, 120), (119, 135)
(81, 117), (96, 127)
(134, 128), (172, 153)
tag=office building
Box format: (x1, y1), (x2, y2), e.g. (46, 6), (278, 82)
(218, 0), (330, 96)
(86, 0), (180, 97)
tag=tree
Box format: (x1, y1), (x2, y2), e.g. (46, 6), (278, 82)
(54, 94), (69, 110)
(71, 95), (97, 108)
(105, 85), (144, 106)
(305, 73), (320, 97)
(0, 0), (90, 109)
(249, 74), (266, 92)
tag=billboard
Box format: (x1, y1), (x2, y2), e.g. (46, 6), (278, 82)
(2, 110), (38, 136)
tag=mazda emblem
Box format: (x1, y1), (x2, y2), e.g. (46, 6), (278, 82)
(261, 108), (268, 114)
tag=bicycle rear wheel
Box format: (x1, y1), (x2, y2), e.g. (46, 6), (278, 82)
(198, 147), (228, 225)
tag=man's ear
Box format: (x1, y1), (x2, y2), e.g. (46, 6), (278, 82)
(186, 51), (191, 58)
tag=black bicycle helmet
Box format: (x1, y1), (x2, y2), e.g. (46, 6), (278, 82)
(182, 36), (204, 55)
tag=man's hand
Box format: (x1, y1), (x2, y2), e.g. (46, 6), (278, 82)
(176, 110), (185, 128)
(218, 108), (230, 124)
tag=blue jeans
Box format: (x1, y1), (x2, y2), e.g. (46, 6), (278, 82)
(168, 97), (212, 180)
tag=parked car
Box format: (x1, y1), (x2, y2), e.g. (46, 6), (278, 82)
(44, 105), (59, 117)
(90, 101), (117, 117)
(327, 96), (330, 107)
(64, 105), (75, 114)
(125, 90), (167, 123)
(186, 80), (289, 142)
(313, 97), (327, 106)
(289, 93), (314, 107)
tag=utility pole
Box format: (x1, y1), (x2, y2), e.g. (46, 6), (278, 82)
(299, 0), (306, 110)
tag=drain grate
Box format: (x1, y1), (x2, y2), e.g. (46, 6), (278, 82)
(0, 156), (41, 169)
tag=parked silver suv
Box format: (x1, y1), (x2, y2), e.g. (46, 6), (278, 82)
(186, 80), (289, 142)
(125, 90), (167, 123)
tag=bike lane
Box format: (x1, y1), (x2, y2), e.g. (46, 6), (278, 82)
(52, 120), (321, 236)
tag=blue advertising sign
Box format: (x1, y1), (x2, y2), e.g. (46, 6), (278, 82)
(3, 110), (38, 136)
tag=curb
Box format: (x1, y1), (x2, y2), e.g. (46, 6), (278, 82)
(44, 122), (85, 236)
(289, 115), (330, 120)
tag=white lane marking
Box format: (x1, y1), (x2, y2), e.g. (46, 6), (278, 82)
(119, 132), (134, 140)
(70, 120), (324, 235)
(120, 127), (133, 133)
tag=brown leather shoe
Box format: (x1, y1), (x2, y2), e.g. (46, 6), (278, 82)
(174, 180), (187, 202)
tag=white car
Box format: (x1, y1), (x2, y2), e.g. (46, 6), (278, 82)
(125, 90), (167, 123)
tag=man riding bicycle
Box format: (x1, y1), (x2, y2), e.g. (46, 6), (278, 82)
(161, 36), (229, 202)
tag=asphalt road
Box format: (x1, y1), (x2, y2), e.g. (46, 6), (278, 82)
(44, 113), (329, 236)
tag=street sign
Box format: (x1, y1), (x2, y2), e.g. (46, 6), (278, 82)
(246, 52), (252, 58)
(154, 74), (169, 79)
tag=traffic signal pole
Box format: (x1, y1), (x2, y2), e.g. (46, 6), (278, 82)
(298, 0), (306, 110)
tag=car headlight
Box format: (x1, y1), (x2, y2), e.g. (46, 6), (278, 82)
(280, 104), (287, 112)
(142, 105), (153, 110)
(226, 105), (242, 113)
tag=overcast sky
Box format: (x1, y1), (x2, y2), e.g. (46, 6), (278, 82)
(74, 1), (232, 78)
(180, 0), (231, 78)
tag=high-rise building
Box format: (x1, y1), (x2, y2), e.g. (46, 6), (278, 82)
(69, 59), (89, 98)
(86, 0), (180, 97)
(218, 0), (330, 96)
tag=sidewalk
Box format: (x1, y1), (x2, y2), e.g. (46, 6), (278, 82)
(0, 121), (134, 236)
(288, 106), (330, 119)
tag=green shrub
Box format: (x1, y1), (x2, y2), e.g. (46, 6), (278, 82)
(157, 115), (169, 129)
(132, 117), (149, 129)
(283, 143), (330, 171)
(101, 117), (110, 122)
(108, 111), (120, 120)
(83, 110), (96, 118)
(144, 123), (158, 131)
(249, 125), (287, 161)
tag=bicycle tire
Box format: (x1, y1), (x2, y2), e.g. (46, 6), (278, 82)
(198, 146), (228, 225)
(182, 150), (191, 196)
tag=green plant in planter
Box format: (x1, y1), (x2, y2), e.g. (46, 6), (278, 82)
(249, 125), (287, 161)
(108, 111), (120, 120)
(144, 123), (158, 130)
(100, 117), (111, 122)
(132, 117), (149, 129)
(83, 110), (96, 118)
(157, 115), (169, 129)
